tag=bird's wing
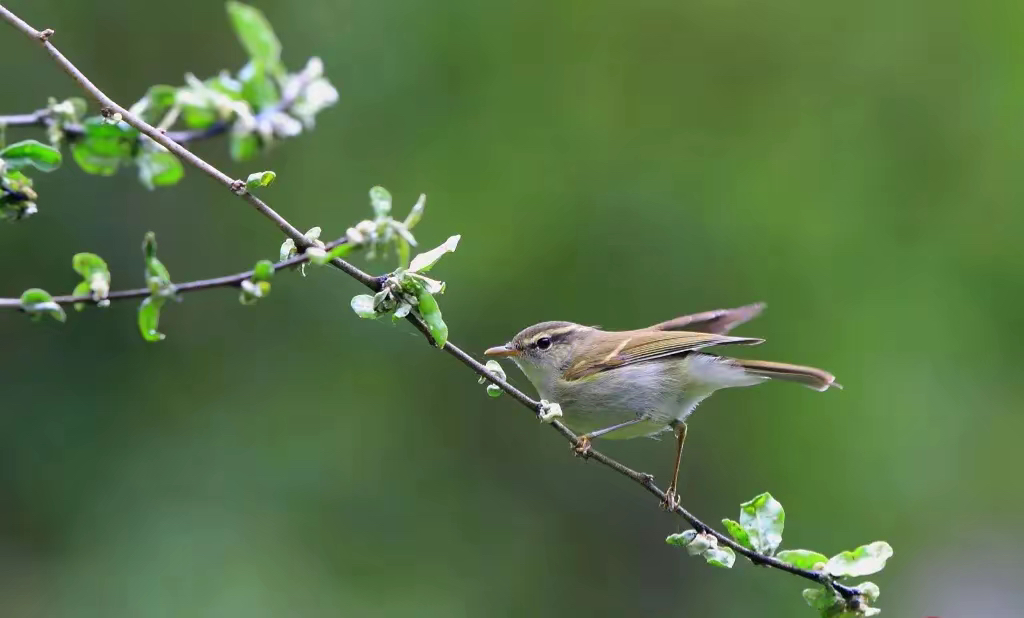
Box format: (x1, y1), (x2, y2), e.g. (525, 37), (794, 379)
(563, 330), (763, 381)
(648, 302), (765, 334)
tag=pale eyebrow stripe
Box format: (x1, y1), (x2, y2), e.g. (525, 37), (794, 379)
(526, 325), (579, 346)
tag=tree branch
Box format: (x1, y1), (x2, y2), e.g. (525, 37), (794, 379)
(0, 237), (349, 309)
(0, 3), (860, 604)
(0, 106), (227, 144)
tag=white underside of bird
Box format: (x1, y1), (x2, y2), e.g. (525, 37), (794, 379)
(516, 353), (765, 440)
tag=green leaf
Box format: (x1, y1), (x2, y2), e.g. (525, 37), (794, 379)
(239, 61), (281, 110)
(325, 243), (355, 261)
(72, 253), (109, 278)
(71, 118), (136, 175)
(230, 131), (260, 162)
(405, 272), (445, 295)
(395, 235), (411, 269)
(133, 84), (178, 124)
(20, 288), (66, 322)
(369, 186), (392, 217)
(776, 549), (828, 571)
(279, 238), (296, 261)
(305, 246), (328, 265)
(825, 541), (893, 578)
(0, 140), (62, 172)
(138, 296), (166, 342)
(350, 294), (377, 319)
(703, 545), (735, 568)
(72, 281), (90, 311)
(136, 150), (184, 189)
(146, 257), (173, 293)
(72, 252), (111, 304)
(146, 85), (178, 108)
(143, 231), (158, 261)
(226, 1), (282, 71)
(856, 582), (880, 603)
(721, 519), (753, 550)
(738, 492), (785, 556)
(409, 235), (460, 273)
(246, 170), (276, 188)
(142, 232), (173, 294)
(238, 279), (270, 305)
(802, 587), (839, 613)
(416, 289), (448, 347)
(252, 259), (275, 281)
(182, 104), (218, 129)
(404, 193), (425, 229)
(665, 530), (698, 548)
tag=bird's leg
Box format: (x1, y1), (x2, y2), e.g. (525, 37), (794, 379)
(572, 418), (647, 456)
(661, 422), (688, 511)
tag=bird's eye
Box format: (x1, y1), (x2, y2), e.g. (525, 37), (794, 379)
(536, 337), (552, 350)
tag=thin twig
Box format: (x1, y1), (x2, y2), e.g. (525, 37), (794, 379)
(0, 237), (349, 309)
(0, 4), (860, 603)
(0, 107), (224, 143)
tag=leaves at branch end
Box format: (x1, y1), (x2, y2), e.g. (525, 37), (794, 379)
(71, 252), (111, 310)
(776, 549), (828, 570)
(416, 288), (448, 348)
(409, 235), (460, 273)
(246, 170), (276, 189)
(1, 169), (39, 221)
(343, 188), (427, 268)
(665, 531), (735, 568)
(825, 542), (893, 578)
(803, 584), (882, 617)
(239, 259), (274, 305)
(138, 296), (166, 341)
(71, 118), (138, 176)
(20, 288), (65, 323)
(349, 232), (460, 348)
(226, 1), (283, 75)
(138, 232), (177, 342)
(136, 147), (184, 190)
(0, 140), (61, 221)
(0, 140), (62, 172)
(738, 492), (785, 556)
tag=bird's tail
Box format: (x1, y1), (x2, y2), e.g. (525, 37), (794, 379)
(734, 359), (841, 392)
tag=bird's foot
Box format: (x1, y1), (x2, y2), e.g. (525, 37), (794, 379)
(573, 435), (592, 457)
(661, 487), (680, 511)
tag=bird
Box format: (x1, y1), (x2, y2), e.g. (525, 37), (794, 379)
(484, 303), (839, 509)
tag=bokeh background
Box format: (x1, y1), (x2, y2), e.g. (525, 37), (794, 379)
(2, 0), (1023, 616)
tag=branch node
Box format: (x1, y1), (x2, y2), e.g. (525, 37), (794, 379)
(38, 28), (53, 41)
(230, 180), (246, 195)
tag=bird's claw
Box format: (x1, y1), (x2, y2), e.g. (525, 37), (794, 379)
(661, 488), (680, 511)
(573, 435), (591, 457)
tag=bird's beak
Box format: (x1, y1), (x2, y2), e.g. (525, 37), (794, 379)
(484, 343), (518, 357)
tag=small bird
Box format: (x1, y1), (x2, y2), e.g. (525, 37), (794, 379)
(484, 303), (838, 509)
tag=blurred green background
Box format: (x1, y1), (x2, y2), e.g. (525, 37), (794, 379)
(2, 0), (1023, 616)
